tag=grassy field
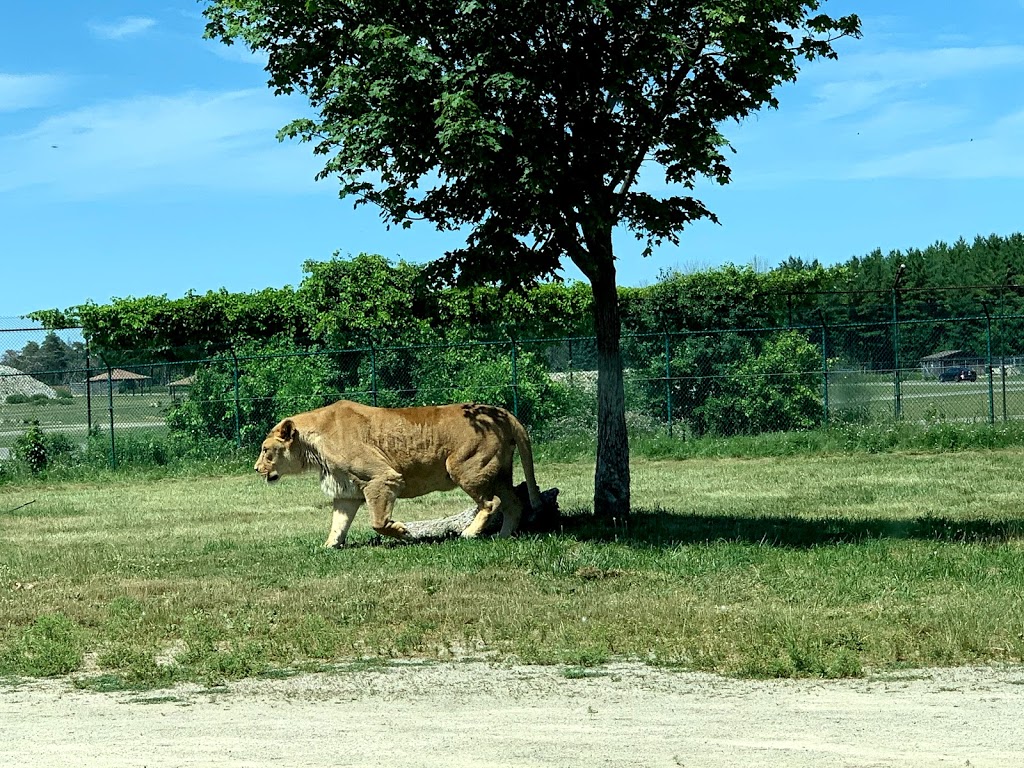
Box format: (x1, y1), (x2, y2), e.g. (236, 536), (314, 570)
(829, 372), (1024, 422)
(0, 394), (171, 451)
(2, 451), (1024, 687)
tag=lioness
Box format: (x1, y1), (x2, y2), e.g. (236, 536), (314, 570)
(255, 400), (543, 547)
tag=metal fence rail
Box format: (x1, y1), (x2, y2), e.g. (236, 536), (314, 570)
(3, 313), (1024, 467)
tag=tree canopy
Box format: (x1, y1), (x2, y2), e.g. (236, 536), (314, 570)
(202, 0), (860, 516)
(204, 0), (858, 287)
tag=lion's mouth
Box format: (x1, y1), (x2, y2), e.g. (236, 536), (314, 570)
(265, 472), (280, 483)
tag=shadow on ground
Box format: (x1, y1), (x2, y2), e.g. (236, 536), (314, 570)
(363, 484), (1024, 549)
(557, 507), (1024, 548)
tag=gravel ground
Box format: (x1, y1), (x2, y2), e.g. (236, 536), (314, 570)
(4, 662), (1024, 767)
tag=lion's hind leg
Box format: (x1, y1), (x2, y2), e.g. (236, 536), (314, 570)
(495, 485), (523, 538)
(451, 450), (513, 539)
(364, 473), (410, 540)
(459, 496), (499, 539)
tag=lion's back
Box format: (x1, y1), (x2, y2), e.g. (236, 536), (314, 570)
(296, 400), (517, 490)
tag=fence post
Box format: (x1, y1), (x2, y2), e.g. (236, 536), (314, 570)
(664, 331), (673, 437)
(818, 310), (829, 428)
(369, 341), (378, 407)
(85, 339), (93, 434)
(509, 337), (520, 418)
(230, 349), (241, 447)
(891, 264), (905, 419)
(106, 362), (116, 469)
(983, 302), (995, 425)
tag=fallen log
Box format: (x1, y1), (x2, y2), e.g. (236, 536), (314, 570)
(374, 483), (560, 544)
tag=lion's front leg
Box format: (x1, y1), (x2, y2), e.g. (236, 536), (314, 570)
(324, 498), (362, 548)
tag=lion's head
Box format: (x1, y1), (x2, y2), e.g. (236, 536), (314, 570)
(254, 419), (304, 483)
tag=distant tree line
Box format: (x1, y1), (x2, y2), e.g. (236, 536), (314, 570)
(1, 332), (87, 384)
(15, 232), (1024, 442)
(21, 232), (1021, 357)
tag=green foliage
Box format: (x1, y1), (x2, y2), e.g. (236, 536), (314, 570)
(298, 255), (434, 347)
(6, 393), (55, 405)
(411, 344), (565, 429)
(203, 0), (859, 288)
(73, 286), (305, 361)
(13, 423), (50, 474)
(630, 328), (822, 437)
(0, 614), (85, 677)
(1, 331), (86, 383)
(697, 332), (823, 436)
(622, 264), (833, 333)
(24, 232), (1024, 468)
(34, 231), (1024, 373)
(166, 340), (341, 446)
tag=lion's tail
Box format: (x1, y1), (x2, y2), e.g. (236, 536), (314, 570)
(510, 414), (543, 510)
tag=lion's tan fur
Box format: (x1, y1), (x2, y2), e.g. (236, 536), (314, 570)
(254, 400), (542, 547)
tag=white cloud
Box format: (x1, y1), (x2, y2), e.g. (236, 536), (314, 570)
(0, 73), (64, 112)
(88, 17), (157, 41)
(806, 45), (1024, 120)
(0, 90), (325, 199)
(848, 109), (1024, 179)
(204, 38), (269, 66)
(845, 45), (1024, 80)
(712, 42), (1024, 186)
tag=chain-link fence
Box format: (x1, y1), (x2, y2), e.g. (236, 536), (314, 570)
(3, 311), (1024, 468)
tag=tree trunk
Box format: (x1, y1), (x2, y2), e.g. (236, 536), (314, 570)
(586, 232), (631, 519)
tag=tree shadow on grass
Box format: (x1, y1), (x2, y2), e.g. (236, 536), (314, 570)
(556, 507), (1024, 548)
(360, 485), (1024, 549)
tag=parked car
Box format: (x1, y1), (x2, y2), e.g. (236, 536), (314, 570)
(939, 366), (977, 382)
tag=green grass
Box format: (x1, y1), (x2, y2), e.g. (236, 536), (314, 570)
(536, 418), (1024, 464)
(2, 450), (1024, 686)
(828, 372), (1024, 422)
(0, 393), (171, 450)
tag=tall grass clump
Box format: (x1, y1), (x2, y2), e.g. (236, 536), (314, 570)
(0, 614), (86, 678)
(0, 427), (248, 485)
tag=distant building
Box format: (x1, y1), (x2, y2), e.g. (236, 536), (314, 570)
(85, 368), (152, 395)
(920, 350), (979, 379)
(168, 374), (195, 399)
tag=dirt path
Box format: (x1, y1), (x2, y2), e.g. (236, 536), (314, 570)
(3, 662), (1023, 767)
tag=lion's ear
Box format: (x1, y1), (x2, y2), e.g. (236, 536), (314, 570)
(276, 419), (297, 443)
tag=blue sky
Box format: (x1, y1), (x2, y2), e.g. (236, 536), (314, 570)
(2, 0), (1024, 322)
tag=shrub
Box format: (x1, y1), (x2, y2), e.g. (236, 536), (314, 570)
(5, 393), (29, 405)
(697, 332), (824, 436)
(9, 426), (82, 475)
(167, 339), (341, 447)
(632, 331), (751, 432)
(408, 344), (565, 430)
(13, 423), (49, 473)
